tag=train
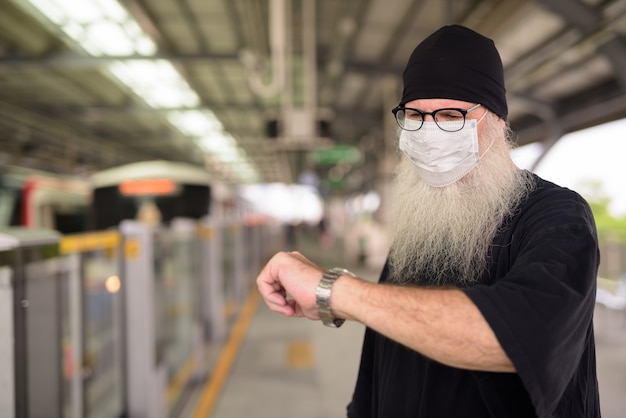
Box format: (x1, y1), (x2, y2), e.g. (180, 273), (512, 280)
(0, 160), (253, 232)
(90, 160), (217, 229)
(0, 165), (90, 233)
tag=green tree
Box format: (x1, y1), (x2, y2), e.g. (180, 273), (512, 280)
(581, 180), (626, 242)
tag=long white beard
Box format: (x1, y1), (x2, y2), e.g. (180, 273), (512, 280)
(388, 120), (535, 286)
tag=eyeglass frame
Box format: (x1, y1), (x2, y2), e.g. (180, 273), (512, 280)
(391, 103), (482, 132)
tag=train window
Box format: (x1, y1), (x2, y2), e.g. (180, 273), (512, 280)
(54, 209), (88, 234)
(0, 188), (18, 227)
(89, 161), (213, 229)
(91, 186), (138, 230)
(91, 184), (210, 229)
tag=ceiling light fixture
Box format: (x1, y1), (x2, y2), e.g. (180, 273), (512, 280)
(21, 0), (260, 182)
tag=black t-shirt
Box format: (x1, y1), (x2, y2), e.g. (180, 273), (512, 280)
(347, 174), (601, 418)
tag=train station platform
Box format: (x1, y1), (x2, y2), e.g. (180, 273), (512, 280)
(179, 227), (382, 418)
(180, 228), (626, 418)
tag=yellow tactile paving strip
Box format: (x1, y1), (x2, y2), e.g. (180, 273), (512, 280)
(287, 340), (315, 369)
(192, 289), (260, 418)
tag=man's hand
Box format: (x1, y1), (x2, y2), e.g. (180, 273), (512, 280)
(256, 251), (325, 319)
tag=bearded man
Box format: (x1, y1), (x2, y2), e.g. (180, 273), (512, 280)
(256, 25), (600, 418)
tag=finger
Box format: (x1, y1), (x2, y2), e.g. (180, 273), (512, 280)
(258, 283), (288, 308)
(287, 300), (303, 317)
(268, 300), (295, 316)
(264, 290), (288, 306)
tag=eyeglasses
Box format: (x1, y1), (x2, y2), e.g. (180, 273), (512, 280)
(391, 103), (482, 132)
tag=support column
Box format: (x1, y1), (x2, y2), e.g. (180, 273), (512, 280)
(376, 75), (401, 229)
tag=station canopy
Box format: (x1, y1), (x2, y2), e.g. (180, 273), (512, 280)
(1, 0), (625, 191)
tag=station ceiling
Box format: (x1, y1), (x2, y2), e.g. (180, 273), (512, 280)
(1, 0), (626, 191)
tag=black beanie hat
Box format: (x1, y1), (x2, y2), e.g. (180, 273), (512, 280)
(400, 25), (507, 120)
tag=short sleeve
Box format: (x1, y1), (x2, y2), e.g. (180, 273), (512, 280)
(464, 187), (599, 417)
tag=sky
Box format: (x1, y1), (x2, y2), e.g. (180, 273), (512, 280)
(511, 117), (626, 217)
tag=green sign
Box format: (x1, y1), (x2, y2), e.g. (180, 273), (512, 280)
(311, 145), (361, 165)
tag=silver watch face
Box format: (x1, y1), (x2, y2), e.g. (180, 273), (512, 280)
(316, 268), (355, 328)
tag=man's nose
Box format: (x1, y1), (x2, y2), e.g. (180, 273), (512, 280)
(423, 113), (436, 122)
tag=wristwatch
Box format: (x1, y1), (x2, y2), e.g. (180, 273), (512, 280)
(316, 267), (356, 328)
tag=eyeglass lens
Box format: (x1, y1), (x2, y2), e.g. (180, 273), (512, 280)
(396, 108), (467, 132)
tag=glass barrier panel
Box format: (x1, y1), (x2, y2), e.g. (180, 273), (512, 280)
(244, 225), (257, 283)
(153, 231), (169, 368)
(153, 228), (197, 411)
(221, 224), (236, 323)
(82, 247), (124, 418)
(0, 252), (16, 417)
(22, 244), (66, 418)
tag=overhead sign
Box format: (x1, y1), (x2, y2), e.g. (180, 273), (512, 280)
(119, 178), (177, 196)
(311, 145), (361, 165)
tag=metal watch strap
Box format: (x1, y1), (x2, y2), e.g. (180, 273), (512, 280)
(316, 267), (355, 328)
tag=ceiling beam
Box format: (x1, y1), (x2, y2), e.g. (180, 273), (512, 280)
(514, 89), (626, 145)
(599, 35), (626, 89)
(0, 52), (240, 69)
(537, 0), (602, 31)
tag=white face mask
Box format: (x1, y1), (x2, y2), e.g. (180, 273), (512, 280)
(399, 112), (488, 187)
